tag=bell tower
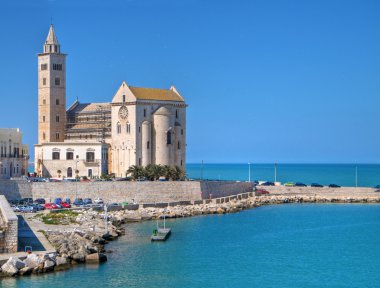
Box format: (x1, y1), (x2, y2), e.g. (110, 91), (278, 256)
(38, 24), (66, 143)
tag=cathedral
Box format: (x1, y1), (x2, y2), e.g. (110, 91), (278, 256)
(34, 25), (187, 178)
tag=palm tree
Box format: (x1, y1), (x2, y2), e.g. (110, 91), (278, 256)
(162, 165), (174, 180)
(127, 165), (145, 180)
(172, 166), (186, 181)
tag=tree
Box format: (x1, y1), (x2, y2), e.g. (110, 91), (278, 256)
(162, 165), (175, 180)
(127, 165), (145, 180)
(57, 170), (62, 178)
(172, 166), (186, 181)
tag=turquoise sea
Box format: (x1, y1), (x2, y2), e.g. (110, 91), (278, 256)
(186, 163), (380, 187)
(3, 204), (380, 287)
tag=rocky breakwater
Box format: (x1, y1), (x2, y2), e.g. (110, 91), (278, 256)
(0, 210), (124, 278)
(108, 193), (380, 223)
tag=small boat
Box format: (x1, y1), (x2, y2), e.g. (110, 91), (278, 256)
(151, 216), (171, 241)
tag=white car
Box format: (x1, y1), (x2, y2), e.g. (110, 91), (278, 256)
(94, 198), (104, 204)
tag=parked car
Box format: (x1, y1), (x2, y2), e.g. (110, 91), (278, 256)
(256, 189), (269, 195)
(295, 182), (307, 187)
(60, 202), (71, 208)
(34, 198), (46, 204)
(64, 198), (71, 204)
(20, 198), (33, 205)
(73, 198), (84, 206)
(53, 198), (63, 205)
(311, 183), (323, 187)
(284, 182), (295, 187)
(83, 198), (93, 205)
(328, 184), (341, 188)
(94, 198), (104, 205)
(261, 181), (275, 186)
(44, 203), (58, 209)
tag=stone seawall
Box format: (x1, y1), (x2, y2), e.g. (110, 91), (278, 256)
(0, 180), (254, 203)
(0, 195), (18, 253)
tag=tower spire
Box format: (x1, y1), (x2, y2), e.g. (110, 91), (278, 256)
(43, 24), (60, 54)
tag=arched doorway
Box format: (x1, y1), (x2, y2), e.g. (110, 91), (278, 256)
(67, 167), (73, 178)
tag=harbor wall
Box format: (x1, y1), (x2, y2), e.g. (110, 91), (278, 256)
(0, 180), (254, 203)
(0, 195), (18, 253)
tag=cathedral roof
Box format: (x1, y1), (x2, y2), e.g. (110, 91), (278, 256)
(45, 25), (59, 45)
(67, 102), (111, 114)
(129, 86), (184, 102)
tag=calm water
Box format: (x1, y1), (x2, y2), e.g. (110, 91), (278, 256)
(4, 204), (380, 288)
(186, 163), (380, 187)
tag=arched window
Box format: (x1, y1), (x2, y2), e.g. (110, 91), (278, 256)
(167, 131), (172, 145)
(126, 122), (130, 134)
(67, 167), (73, 178)
(117, 122), (121, 134)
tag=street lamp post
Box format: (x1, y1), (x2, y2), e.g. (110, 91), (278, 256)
(248, 162), (251, 182)
(355, 165), (358, 188)
(274, 163), (277, 183)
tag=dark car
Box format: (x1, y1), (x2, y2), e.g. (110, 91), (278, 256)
(73, 198), (84, 206)
(21, 198), (33, 205)
(328, 184), (341, 188)
(374, 185), (380, 189)
(311, 183), (323, 188)
(295, 182), (307, 187)
(64, 198), (71, 204)
(261, 181), (275, 186)
(83, 198), (93, 205)
(34, 198), (46, 204)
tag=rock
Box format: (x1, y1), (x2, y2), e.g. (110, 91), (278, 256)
(8, 257), (26, 270)
(1, 262), (19, 276)
(19, 266), (33, 276)
(85, 253), (107, 264)
(43, 260), (55, 272)
(32, 263), (44, 274)
(72, 252), (86, 263)
(55, 256), (69, 270)
(216, 207), (225, 214)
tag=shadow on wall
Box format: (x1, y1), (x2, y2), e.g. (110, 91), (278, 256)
(17, 215), (45, 252)
(200, 181), (254, 199)
(0, 180), (33, 200)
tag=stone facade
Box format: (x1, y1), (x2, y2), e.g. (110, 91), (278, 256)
(0, 129), (28, 179)
(0, 195), (18, 253)
(35, 25), (187, 178)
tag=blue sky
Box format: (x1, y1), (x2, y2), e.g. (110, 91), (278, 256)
(0, 0), (379, 164)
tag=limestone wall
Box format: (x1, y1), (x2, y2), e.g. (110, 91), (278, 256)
(201, 181), (254, 199)
(0, 195), (18, 253)
(0, 180), (254, 203)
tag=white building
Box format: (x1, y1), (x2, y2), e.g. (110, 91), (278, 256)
(35, 25), (187, 178)
(0, 128), (29, 179)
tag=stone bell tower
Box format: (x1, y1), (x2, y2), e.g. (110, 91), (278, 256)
(37, 24), (66, 144)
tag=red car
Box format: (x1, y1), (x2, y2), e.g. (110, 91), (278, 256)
(44, 203), (59, 209)
(256, 189), (269, 195)
(60, 202), (71, 208)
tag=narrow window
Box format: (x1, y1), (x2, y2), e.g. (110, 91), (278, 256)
(176, 110), (178, 118)
(42, 116), (45, 122)
(139, 158), (141, 166)
(43, 132), (46, 140)
(43, 78), (46, 86)
(181, 129), (183, 135)
(138, 126), (141, 133)
(56, 132), (60, 140)
(167, 131), (172, 145)
(147, 141), (150, 149)
(55, 77), (60, 86)
(122, 95), (125, 102)
(126, 123), (130, 134)
(41, 64), (48, 70)
(117, 122), (121, 134)
(181, 160), (183, 166)
(56, 115), (60, 122)
(178, 141), (181, 149)
(52, 152), (60, 160)
(43, 99), (46, 105)
(56, 99), (60, 105)
(144, 109), (146, 117)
